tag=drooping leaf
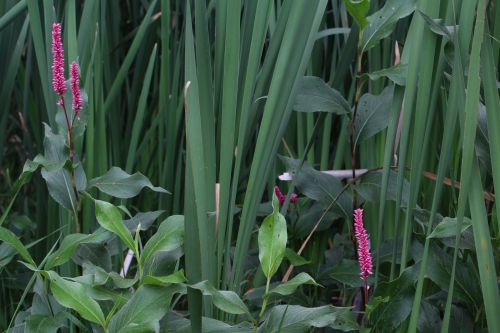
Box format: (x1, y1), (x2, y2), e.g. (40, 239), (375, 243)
(0, 226), (36, 266)
(190, 281), (250, 316)
(108, 284), (183, 333)
(143, 270), (186, 286)
(428, 217), (472, 239)
(45, 230), (109, 269)
(417, 301), (441, 333)
(269, 272), (320, 296)
(201, 317), (253, 333)
(354, 85), (394, 147)
(280, 157), (351, 218)
(258, 193), (287, 279)
(88, 167), (169, 199)
(95, 200), (135, 251)
(94, 266), (138, 289)
(369, 264), (421, 331)
(329, 259), (374, 288)
(140, 215), (184, 267)
(365, 64), (408, 85)
(419, 10), (456, 41)
(45, 271), (105, 326)
(293, 76), (350, 115)
(124, 210), (165, 232)
(362, 0), (416, 51)
(258, 305), (357, 332)
(356, 169), (411, 207)
(342, 0), (370, 30)
(25, 313), (67, 333)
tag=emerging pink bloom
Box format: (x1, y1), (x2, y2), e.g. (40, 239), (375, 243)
(70, 61), (83, 116)
(51, 23), (66, 96)
(274, 186), (298, 206)
(353, 208), (373, 281)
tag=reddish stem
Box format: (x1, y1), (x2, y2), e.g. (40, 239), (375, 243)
(59, 96), (74, 162)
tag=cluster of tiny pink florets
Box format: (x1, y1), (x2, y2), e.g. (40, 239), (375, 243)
(274, 186), (298, 206)
(51, 23), (82, 114)
(353, 208), (373, 281)
(70, 62), (82, 116)
(51, 23), (66, 97)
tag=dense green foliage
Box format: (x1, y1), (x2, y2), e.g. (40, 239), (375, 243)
(1, 0), (500, 332)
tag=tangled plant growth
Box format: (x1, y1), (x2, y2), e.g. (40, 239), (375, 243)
(1, 0), (500, 332)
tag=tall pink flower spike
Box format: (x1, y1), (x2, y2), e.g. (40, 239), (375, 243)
(353, 208), (373, 281)
(70, 61), (83, 118)
(51, 23), (66, 97)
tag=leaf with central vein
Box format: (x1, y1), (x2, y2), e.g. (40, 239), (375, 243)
(0, 226), (36, 266)
(95, 200), (135, 251)
(140, 215), (184, 266)
(46, 271), (105, 326)
(361, 0), (416, 52)
(88, 167), (169, 199)
(258, 193), (287, 279)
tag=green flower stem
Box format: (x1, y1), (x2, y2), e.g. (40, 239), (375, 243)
(254, 275), (272, 332)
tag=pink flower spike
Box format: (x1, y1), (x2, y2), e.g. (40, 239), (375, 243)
(274, 185), (298, 206)
(70, 61), (83, 116)
(274, 186), (286, 205)
(51, 23), (66, 96)
(353, 208), (373, 281)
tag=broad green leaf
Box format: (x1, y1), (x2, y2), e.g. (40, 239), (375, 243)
(124, 210), (165, 232)
(370, 264), (420, 331)
(371, 289), (414, 331)
(140, 215), (184, 266)
(45, 271), (105, 326)
(88, 167), (169, 199)
(94, 266), (137, 289)
(416, 301), (441, 333)
(120, 322), (159, 333)
(143, 270), (186, 286)
(258, 305), (357, 332)
(201, 317), (253, 332)
(0, 226), (35, 266)
(356, 169), (411, 207)
(95, 200), (135, 251)
(41, 167), (77, 212)
(364, 64), (408, 86)
(108, 284), (183, 333)
(284, 248), (310, 266)
(354, 86), (393, 147)
(280, 157), (351, 218)
(45, 231), (108, 269)
(427, 217), (472, 239)
(362, 0), (416, 52)
(293, 76), (350, 115)
(190, 280), (250, 316)
(258, 193), (287, 279)
(269, 272), (319, 296)
(342, 0), (370, 30)
(25, 313), (67, 333)
(419, 10), (456, 40)
(329, 259), (374, 288)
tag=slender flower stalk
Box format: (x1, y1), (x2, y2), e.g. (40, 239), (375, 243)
(353, 208), (373, 305)
(51, 23), (66, 97)
(70, 61), (83, 118)
(274, 185), (297, 206)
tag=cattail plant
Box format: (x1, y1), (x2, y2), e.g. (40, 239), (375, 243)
(354, 208), (373, 306)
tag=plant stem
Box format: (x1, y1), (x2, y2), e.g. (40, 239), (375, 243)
(59, 96), (80, 233)
(254, 276), (271, 331)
